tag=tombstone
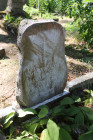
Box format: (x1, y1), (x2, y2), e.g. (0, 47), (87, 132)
(0, 0), (7, 11)
(16, 19), (68, 107)
(7, 0), (25, 15)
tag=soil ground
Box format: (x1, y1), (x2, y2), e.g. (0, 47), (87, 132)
(0, 17), (93, 108)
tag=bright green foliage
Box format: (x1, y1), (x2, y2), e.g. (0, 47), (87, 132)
(23, 4), (58, 19)
(26, 0), (48, 12)
(77, 3), (93, 45)
(3, 112), (15, 129)
(83, 90), (93, 107)
(83, 0), (93, 2)
(4, 14), (23, 25)
(47, 119), (59, 140)
(41, 119), (59, 140)
(64, 0), (93, 45)
(38, 107), (49, 118)
(23, 4), (40, 17)
(40, 129), (50, 140)
(4, 0), (93, 45)
(2, 90), (93, 140)
(27, 0), (93, 45)
(40, 119), (48, 126)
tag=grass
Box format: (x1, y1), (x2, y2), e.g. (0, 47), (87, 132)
(65, 21), (81, 42)
(64, 18), (93, 68)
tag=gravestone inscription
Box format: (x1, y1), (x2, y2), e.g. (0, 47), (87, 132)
(16, 19), (67, 107)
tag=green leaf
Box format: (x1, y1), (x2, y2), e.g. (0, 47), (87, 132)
(66, 106), (80, 116)
(39, 105), (49, 110)
(18, 108), (37, 117)
(61, 123), (71, 132)
(40, 119), (48, 126)
(4, 112), (15, 125)
(75, 98), (81, 103)
(82, 107), (93, 121)
(19, 130), (29, 138)
(4, 120), (13, 129)
(65, 117), (74, 122)
(47, 119), (59, 140)
(40, 129), (50, 140)
(81, 107), (92, 113)
(86, 112), (93, 121)
(25, 123), (39, 134)
(83, 0), (93, 3)
(79, 131), (93, 140)
(75, 112), (84, 125)
(27, 118), (39, 124)
(10, 135), (33, 140)
(59, 128), (72, 140)
(52, 106), (63, 114)
(38, 107), (48, 118)
(17, 137), (33, 140)
(89, 125), (93, 131)
(10, 125), (14, 138)
(21, 138), (33, 140)
(60, 97), (74, 106)
(83, 89), (91, 94)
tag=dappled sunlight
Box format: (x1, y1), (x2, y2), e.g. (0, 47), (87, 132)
(65, 36), (79, 45)
(0, 59), (18, 108)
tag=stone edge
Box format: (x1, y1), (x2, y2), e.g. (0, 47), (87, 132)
(0, 72), (93, 123)
(0, 90), (69, 123)
(67, 72), (93, 91)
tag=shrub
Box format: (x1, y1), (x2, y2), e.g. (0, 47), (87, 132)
(1, 90), (93, 140)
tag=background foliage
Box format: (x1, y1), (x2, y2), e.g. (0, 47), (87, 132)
(25, 0), (93, 46)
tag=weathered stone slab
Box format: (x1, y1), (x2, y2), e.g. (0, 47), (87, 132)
(67, 72), (93, 92)
(16, 19), (67, 107)
(0, 90), (69, 123)
(7, 0), (26, 16)
(0, 0), (7, 11)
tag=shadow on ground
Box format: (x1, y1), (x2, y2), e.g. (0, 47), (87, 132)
(0, 34), (17, 43)
(65, 44), (93, 66)
(68, 61), (92, 78)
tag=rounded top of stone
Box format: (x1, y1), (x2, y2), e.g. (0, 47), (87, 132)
(19, 19), (63, 34)
(17, 19), (64, 49)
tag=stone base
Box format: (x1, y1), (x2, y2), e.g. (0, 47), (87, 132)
(67, 72), (93, 93)
(0, 90), (69, 123)
(0, 72), (93, 123)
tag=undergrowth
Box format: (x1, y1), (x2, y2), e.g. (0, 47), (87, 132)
(0, 90), (93, 140)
